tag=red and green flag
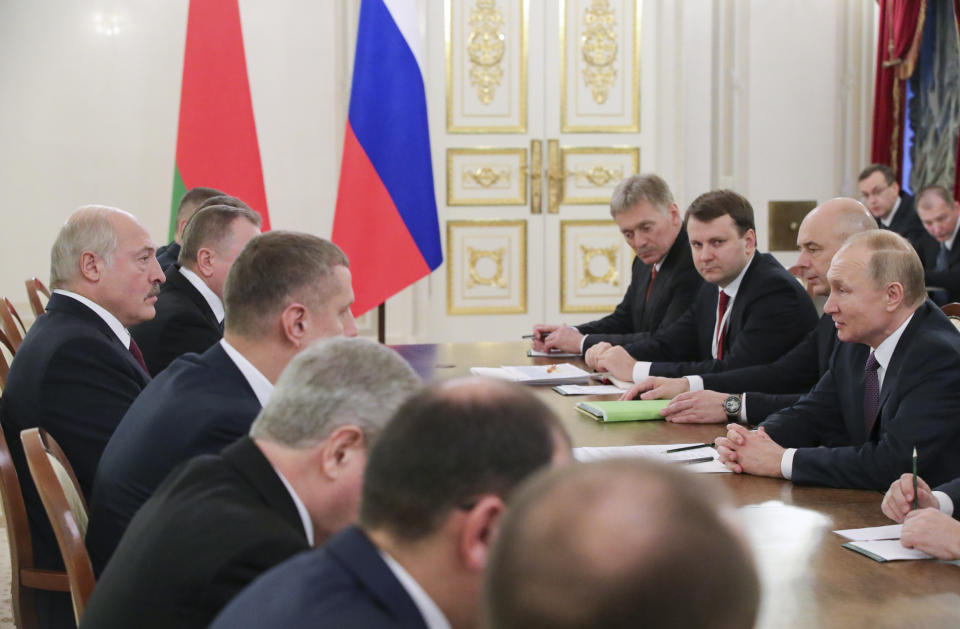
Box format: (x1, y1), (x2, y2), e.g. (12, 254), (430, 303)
(171, 0), (270, 237)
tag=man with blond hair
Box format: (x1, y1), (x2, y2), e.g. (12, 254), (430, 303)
(717, 230), (960, 490)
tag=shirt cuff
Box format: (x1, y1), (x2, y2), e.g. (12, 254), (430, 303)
(934, 490), (954, 516)
(685, 375), (704, 392)
(780, 448), (797, 480)
(579, 335), (587, 354)
(741, 393), (748, 422)
(632, 361), (652, 383)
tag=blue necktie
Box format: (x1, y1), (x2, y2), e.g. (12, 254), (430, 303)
(936, 243), (949, 272)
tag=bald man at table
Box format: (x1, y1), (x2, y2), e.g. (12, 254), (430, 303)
(717, 230), (960, 490)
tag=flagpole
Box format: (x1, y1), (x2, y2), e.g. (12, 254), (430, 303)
(378, 303), (386, 344)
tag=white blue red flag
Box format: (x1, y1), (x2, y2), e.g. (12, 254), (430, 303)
(333, 0), (443, 316)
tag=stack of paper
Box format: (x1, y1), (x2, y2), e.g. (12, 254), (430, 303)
(573, 444), (730, 474)
(834, 525), (933, 562)
(470, 363), (592, 385)
(527, 348), (581, 358)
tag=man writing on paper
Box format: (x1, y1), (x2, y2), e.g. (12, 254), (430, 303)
(716, 231), (960, 490)
(531, 174), (702, 354)
(585, 189), (817, 383)
(620, 198), (876, 425)
(880, 474), (960, 560)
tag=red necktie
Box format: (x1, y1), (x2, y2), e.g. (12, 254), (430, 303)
(715, 290), (730, 360)
(129, 338), (149, 375)
(645, 267), (657, 303)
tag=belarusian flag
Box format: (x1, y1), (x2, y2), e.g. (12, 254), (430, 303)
(170, 0), (270, 236)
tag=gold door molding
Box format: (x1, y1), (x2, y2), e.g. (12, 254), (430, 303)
(561, 0), (641, 132)
(560, 146), (639, 205)
(560, 219), (635, 312)
(446, 147), (527, 205)
(447, 219), (528, 314)
(447, 0), (528, 133)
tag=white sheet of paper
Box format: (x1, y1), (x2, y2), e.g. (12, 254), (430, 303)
(572, 444), (731, 473)
(553, 384), (624, 395)
(845, 539), (933, 561)
(834, 524), (903, 541)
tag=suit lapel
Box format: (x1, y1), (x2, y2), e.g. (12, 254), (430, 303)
(166, 266), (220, 329)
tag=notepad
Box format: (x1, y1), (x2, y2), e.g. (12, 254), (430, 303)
(573, 444), (730, 474)
(553, 384), (624, 396)
(470, 363), (592, 385)
(834, 524), (934, 562)
(575, 400), (670, 422)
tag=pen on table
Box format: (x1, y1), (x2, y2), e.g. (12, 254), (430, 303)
(665, 443), (715, 454)
(521, 333), (541, 340)
(680, 456), (715, 465)
(912, 446), (919, 511)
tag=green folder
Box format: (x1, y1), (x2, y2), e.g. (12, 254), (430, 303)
(575, 400), (670, 422)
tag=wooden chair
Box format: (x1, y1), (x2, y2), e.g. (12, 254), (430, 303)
(22, 428), (94, 625)
(1, 297), (26, 350)
(0, 427), (70, 629)
(940, 303), (960, 332)
(0, 327), (15, 389)
(24, 278), (51, 319)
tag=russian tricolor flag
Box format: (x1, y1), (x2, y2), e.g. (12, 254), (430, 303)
(333, 0), (443, 316)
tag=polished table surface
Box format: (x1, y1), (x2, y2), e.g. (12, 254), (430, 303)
(391, 341), (960, 629)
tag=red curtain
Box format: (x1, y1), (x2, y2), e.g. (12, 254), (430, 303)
(870, 0), (926, 181)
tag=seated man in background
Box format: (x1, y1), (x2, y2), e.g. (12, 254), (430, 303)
(131, 204), (261, 375)
(484, 459), (760, 629)
(210, 378), (571, 629)
(857, 163), (925, 253)
(80, 338), (421, 629)
(717, 231), (960, 490)
(156, 186), (223, 269)
(915, 185), (960, 303)
(623, 198), (876, 425)
(86, 232), (358, 573)
(0, 205), (163, 628)
(881, 474), (960, 560)
(532, 174), (702, 354)
(586, 189), (817, 382)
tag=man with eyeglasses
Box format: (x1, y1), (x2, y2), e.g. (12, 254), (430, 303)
(857, 163), (926, 254)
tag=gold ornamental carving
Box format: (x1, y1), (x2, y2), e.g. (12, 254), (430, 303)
(574, 164), (622, 187)
(467, 0), (506, 105)
(467, 246), (507, 288)
(579, 244), (619, 287)
(463, 166), (510, 188)
(581, 0), (618, 104)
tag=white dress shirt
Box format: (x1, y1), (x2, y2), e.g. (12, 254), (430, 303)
(379, 550), (452, 629)
(52, 289), (131, 348)
(879, 196), (903, 228)
(274, 470), (314, 546)
(179, 267), (225, 323)
(219, 338), (273, 407)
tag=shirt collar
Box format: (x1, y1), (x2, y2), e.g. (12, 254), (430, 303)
(718, 252), (755, 300)
(880, 196), (902, 228)
(219, 338), (273, 407)
(378, 550), (452, 629)
(871, 312), (914, 371)
(273, 469), (314, 546)
(945, 218), (960, 251)
(52, 289), (130, 348)
(178, 266), (225, 323)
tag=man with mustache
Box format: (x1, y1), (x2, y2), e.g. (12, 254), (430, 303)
(0, 205), (164, 628)
(531, 174), (702, 355)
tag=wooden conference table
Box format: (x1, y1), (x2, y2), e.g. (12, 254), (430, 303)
(391, 341), (960, 629)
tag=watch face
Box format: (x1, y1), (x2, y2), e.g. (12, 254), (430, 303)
(723, 396), (741, 415)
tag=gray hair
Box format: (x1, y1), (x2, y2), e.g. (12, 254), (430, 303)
(49, 205), (124, 289)
(842, 230), (926, 308)
(609, 174), (675, 216)
(249, 337), (421, 448)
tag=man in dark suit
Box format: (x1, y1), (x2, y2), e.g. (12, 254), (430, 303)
(210, 378), (572, 629)
(131, 204), (261, 374)
(155, 186), (223, 269)
(86, 232), (359, 574)
(858, 163), (926, 254)
(532, 174), (702, 354)
(915, 185), (960, 303)
(623, 198), (877, 424)
(0, 205), (163, 627)
(881, 473), (960, 559)
(80, 338), (421, 629)
(717, 231), (960, 490)
(485, 459), (760, 629)
(586, 189), (818, 382)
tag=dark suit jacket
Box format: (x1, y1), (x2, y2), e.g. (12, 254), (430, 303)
(0, 293), (149, 571)
(881, 192), (926, 255)
(130, 265), (222, 375)
(210, 526), (429, 629)
(761, 301), (960, 490)
(621, 253), (818, 377)
(155, 240), (180, 271)
(701, 312), (838, 422)
(86, 342), (262, 574)
(934, 478), (960, 521)
(919, 232), (960, 302)
(578, 228), (703, 350)
(80, 438), (309, 629)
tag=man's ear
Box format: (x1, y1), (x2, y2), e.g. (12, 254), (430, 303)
(459, 495), (505, 572)
(195, 247), (215, 279)
(79, 251), (103, 282)
(279, 302), (309, 346)
(885, 282), (905, 311)
(319, 426), (365, 479)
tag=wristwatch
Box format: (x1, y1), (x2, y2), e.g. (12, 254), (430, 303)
(723, 394), (743, 423)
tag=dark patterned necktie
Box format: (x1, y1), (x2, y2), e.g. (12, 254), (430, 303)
(129, 338), (149, 375)
(715, 291), (730, 360)
(937, 243), (949, 272)
(863, 352), (880, 435)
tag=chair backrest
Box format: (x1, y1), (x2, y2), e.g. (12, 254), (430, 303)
(0, 296), (24, 350)
(22, 428), (94, 624)
(0, 327), (14, 390)
(24, 277), (51, 319)
(0, 427), (69, 629)
(942, 302), (960, 318)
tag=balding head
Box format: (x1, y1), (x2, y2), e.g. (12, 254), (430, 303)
(485, 459), (760, 629)
(795, 198), (877, 296)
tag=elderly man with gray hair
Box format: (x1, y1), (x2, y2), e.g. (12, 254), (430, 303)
(531, 173), (702, 354)
(80, 337), (421, 629)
